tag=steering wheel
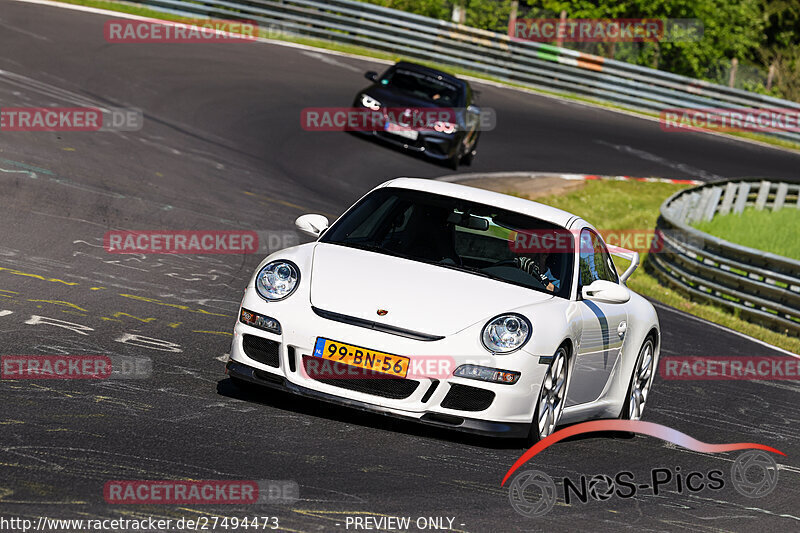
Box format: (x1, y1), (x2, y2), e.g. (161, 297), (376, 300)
(485, 259), (550, 290)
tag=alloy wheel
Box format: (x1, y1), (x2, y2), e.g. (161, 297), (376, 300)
(537, 346), (568, 439)
(627, 339), (655, 420)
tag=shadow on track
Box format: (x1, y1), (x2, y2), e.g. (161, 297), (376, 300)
(217, 378), (634, 450)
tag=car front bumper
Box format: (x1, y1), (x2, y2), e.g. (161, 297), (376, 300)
(226, 359), (529, 438)
(358, 129), (460, 160)
(227, 287), (550, 438)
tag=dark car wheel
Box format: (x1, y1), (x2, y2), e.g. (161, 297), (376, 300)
(460, 134), (479, 166)
(446, 148), (460, 170)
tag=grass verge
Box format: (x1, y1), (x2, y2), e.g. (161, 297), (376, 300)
(46, 0), (800, 153)
(528, 181), (800, 354)
(694, 207), (800, 261)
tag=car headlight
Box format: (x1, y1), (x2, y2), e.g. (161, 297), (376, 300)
(255, 260), (300, 301)
(433, 121), (456, 134)
(360, 94), (381, 111)
(481, 314), (531, 354)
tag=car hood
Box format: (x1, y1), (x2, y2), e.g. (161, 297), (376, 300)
(309, 243), (552, 337)
(362, 86), (459, 109)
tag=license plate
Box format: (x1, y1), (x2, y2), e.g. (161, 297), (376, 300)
(384, 122), (419, 141)
(313, 338), (409, 378)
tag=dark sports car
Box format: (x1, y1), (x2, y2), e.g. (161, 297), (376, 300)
(353, 61), (482, 169)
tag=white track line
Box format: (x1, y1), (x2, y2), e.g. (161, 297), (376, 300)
(650, 300), (799, 357)
(436, 171), (703, 185)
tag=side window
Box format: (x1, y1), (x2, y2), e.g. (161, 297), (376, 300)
(579, 229), (618, 287)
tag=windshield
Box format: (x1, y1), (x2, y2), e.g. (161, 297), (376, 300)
(380, 68), (461, 106)
(320, 187), (573, 298)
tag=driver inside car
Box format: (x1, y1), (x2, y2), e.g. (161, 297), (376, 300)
(514, 252), (560, 292)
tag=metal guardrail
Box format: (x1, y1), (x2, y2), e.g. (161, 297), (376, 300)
(123, 0), (800, 144)
(649, 179), (800, 336)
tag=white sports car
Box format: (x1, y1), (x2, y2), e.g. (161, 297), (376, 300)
(226, 178), (660, 442)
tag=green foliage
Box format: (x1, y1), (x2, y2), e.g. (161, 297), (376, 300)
(360, 0), (452, 20)
(358, 0), (799, 102)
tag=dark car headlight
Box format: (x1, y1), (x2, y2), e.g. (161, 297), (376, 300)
(481, 314), (531, 354)
(360, 94), (381, 111)
(255, 260), (300, 301)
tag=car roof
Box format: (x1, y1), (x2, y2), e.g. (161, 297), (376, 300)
(376, 178), (577, 228)
(392, 62), (466, 88)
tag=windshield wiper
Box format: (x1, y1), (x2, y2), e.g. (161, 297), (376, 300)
(433, 262), (492, 278)
(334, 241), (412, 260)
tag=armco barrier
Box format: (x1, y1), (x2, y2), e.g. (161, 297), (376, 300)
(121, 0), (800, 143)
(649, 179), (800, 336)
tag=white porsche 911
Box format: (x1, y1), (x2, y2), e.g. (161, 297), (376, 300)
(226, 178), (660, 442)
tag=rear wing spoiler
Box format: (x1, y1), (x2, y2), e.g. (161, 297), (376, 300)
(607, 246), (639, 285)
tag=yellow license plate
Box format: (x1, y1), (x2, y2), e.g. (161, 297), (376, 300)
(312, 338), (409, 378)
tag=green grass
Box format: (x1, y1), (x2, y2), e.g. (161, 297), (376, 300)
(694, 207), (800, 260)
(47, 0), (800, 153)
(527, 181), (800, 354)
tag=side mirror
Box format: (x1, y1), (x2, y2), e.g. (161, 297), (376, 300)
(364, 71), (378, 82)
(581, 280), (630, 304)
(467, 104), (481, 115)
(295, 214), (329, 238)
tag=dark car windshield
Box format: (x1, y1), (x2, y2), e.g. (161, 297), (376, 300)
(380, 69), (461, 107)
(320, 187), (573, 298)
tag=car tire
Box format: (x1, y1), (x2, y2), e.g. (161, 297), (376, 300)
(619, 336), (656, 420)
(446, 152), (460, 170)
(526, 345), (569, 445)
(460, 134), (479, 166)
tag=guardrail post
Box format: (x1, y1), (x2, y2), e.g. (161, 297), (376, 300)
(702, 186), (723, 221)
(719, 182), (737, 215)
(755, 180), (771, 210)
(773, 183), (788, 211)
(733, 183), (750, 214)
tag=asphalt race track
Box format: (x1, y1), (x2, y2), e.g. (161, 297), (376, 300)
(0, 1), (799, 531)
